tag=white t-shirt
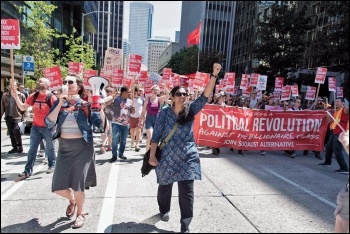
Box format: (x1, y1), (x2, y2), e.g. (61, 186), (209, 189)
(130, 97), (144, 118)
(250, 98), (258, 109)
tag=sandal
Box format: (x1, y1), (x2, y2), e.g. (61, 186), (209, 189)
(71, 213), (88, 229)
(66, 201), (76, 219)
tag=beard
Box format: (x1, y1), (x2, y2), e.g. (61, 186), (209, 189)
(36, 85), (45, 91)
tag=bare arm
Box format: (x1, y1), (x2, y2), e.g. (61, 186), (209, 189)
(138, 97), (148, 126)
(203, 63), (222, 98)
(338, 130), (349, 155)
(46, 93), (65, 122)
(11, 89), (31, 111)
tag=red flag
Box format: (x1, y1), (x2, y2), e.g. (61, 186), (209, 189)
(187, 21), (202, 47)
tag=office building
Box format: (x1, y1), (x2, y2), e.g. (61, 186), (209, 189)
(175, 31), (180, 43)
(129, 2), (154, 65)
(147, 37), (171, 73)
(158, 42), (180, 73)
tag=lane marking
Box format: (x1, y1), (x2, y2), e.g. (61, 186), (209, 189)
(1, 163), (46, 203)
(96, 161), (119, 233)
(266, 169), (337, 208)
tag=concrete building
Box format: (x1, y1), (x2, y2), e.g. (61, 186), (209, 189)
(147, 37), (171, 73)
(91, 1), (124, 68)
(129, 2), (154, 65)
(123, 40), (131, 57)
(158, 42), (180, 73)
(179, 1), (236, 71)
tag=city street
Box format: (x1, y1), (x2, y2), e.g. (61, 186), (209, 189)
(1, 119), (348, 233)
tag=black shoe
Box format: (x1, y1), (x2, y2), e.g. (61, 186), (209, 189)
(303, 150), (309, 156)
(160, 212), (169, 222)
(334, 169), (349, 174)
(238, 150), (245, 156)
(318, 162), (331, 167)
(229, 148), (233, 152)
(109, 157), (117, 163)
(18, 172), (31, 178)
(118, 155), (127, 160)
(314, 152), (322, 160)
(135, 147), (140, 152)
(17, 147), (23, 153)
(212, 148), (220, 155)
(8, 147), (18, 154)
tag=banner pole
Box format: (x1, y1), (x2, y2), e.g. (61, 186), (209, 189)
(10, 49), (15, 88)
(197, 45), (200, 72)
(333, 91), (336, 112)
(313, 83), (321, 110)
(326, 110), (346, 132)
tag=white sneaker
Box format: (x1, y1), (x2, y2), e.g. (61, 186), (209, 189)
(42, 158), (48, 165)
(260, 151), (266, 155)
(37, 150), (44, 158)
(46, 167), (54, 174)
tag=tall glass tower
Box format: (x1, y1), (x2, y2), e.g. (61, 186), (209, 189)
(129, 2), (154, 65)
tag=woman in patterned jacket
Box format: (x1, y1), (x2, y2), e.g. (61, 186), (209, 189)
(149, 63), (222, 233)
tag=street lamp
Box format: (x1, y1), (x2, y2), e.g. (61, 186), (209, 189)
(81, 11), (111, 62)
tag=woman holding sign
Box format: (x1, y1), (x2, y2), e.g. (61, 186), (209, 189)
(148, 63), (222, 233)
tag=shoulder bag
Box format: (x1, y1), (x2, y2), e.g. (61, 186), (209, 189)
(141, 123), (179, 177)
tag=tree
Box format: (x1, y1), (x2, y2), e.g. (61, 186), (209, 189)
(166, 46), (225, 76)
(15, 1), (62, 86)
(253, 3), (312, 77)
(58, 27), (96, 77)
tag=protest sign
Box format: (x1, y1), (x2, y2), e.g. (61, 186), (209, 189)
(43, 66), (62, 91)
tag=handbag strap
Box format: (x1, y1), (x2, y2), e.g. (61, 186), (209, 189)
(158, 123), (179, 150)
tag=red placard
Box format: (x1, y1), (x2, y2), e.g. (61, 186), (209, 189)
(242, 86), (252, 97)
(111, 69), (124, 87)
(315, 67), (327, 84)
(193, 72), (209, 90)
(305, 86), (317, 100)
(250, 73), (259, 87)
(328, 77), (336, 92)
(162, 68), (172, 83)
(138, 70), (148, 85)
(172, 74), (180, 86)
(144, 80), (154, 96)
(68, 62), (84, 75)
(291, 85), (299, 97)
(336, 87), (343, 98)
(1, 19), (20, 49)
(83, 69), (98, 89)
(43, 66), (62, 91)
(224, 72), (236, 86)
(127, 54), (142, 79)
(274, 77), (284, 92)
(193, 106), (327, 151)
(280, 86), (291, 101)
(240, 74), (249, 90)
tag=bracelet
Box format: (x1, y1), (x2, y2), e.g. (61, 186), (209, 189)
(211, 73), (218, 79)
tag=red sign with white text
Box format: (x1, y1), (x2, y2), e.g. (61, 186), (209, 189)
(240, 74), (249, 90)
(224, 72), (236, 86)
(315, 67), (327, 84)
(280, 86), (291, 101)
(328, 77), (336, 92)
(291, 85), (299, 97)
(162, 68), (172, 83)
(1, 19), (20, 49)
(336, 87), (343, 98)
(274, 77), (284, 92)
(111, 69), (124, 87)
(250, 73), (259, 87)
(194, 72), (210, 90)
(127, 54), (142, 79)
(83, 69), (98, 89)
(193, 106), (327, 151)
(305, 86), (317, 100)
(43, 66), (62, 91)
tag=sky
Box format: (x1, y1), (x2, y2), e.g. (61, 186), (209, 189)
(123, 1), (182, 42)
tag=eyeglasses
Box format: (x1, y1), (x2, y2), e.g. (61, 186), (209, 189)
(296, 101), (301, 103)
(174, 92), (188, 97)
(63, 80), (75, 85)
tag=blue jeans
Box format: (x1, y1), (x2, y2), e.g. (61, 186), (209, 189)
(112, 123), (129, 157)
(24, 126), (56, 174)
(324, 133), (348, 170)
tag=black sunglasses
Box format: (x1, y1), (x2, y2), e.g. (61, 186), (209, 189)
(63, 80), (75, 85)
(174, 92), (188, 97)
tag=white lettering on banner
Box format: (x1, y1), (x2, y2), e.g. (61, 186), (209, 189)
(198, 128), (235, 138)
(252, 118), (322, 132)
(200, 113), (322, 133)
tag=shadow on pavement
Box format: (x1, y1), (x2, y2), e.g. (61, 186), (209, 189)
(109, 214), (176, 233)
(0, 217), (73, 233)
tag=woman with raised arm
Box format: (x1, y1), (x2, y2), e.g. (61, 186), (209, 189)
(45, 75), (105, 229)
(149, 63), (222, 233)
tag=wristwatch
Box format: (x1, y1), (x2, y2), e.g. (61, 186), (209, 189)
(211, 73), (218, 79)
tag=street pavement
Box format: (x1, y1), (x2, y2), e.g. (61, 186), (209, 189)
(1, 118), (349, 233)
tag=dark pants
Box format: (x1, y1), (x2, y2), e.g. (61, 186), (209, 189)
(324, 133), (348, 170)
(157, 180), (194, 232)
(5, 116), (23, 149)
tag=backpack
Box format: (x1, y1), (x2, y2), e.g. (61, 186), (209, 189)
(33, 92), (53, 108)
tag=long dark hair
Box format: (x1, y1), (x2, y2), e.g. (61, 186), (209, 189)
(170, 86), (194, 125)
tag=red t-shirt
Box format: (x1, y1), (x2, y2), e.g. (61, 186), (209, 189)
(26, 92), (57, 127)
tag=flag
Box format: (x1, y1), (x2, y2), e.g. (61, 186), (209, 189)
(187, 21), (202, 47)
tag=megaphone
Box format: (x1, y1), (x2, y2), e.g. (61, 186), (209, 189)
(88, 76), (109, 111)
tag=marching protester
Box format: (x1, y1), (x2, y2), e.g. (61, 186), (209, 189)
(1, 80), (26, 153)
(129, 86), (145, 152)
(12, 78), (57, 176)
(45, 75), (105, 229)
(18, 84), (29, 100)
(138, 84), (170, 151)
(334, 128), (349, 233)
(108, 86), (134, 163)
(319, 97), (349, 173)
(100, 87), (114, 153)
(148, 63), (222, 233)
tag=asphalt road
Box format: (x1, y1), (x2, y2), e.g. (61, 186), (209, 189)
(1, 122), (349, 233)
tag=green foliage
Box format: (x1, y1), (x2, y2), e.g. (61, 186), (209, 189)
(166, 46), (225, 76)
(15, 1), (62, 81)
(253, 3), (312, 77)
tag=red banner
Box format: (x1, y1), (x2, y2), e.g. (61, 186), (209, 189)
(193, 106), (327, 151)
(1, 19), (20, 49)
(43, 66), (62, 91)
